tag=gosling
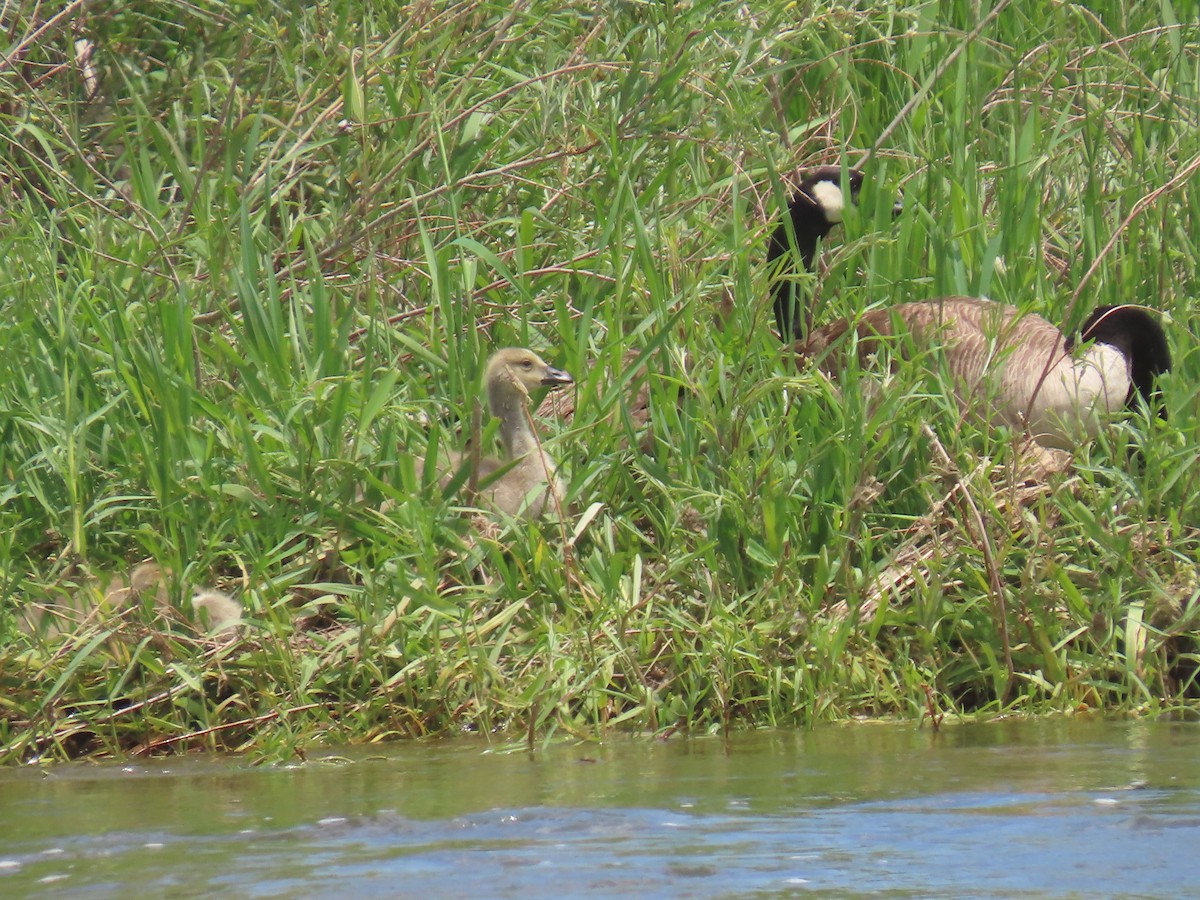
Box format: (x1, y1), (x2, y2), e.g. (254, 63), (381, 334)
(429, 348), (574, 518)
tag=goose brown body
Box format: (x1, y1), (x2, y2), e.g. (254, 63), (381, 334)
(796, 297), (1170, 448)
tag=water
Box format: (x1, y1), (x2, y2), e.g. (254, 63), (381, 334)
(2, 718), (1199, 898)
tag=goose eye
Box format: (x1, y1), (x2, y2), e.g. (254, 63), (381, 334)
(521, 360), (534, 369)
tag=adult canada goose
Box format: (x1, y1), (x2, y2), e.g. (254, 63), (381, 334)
(427, 347), (574, 518)
(766, 166), (903, 341)
(192, 589), (243, 636)
(795, 297), (1171, 449)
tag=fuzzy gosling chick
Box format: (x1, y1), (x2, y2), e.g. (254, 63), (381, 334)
(427, 348), (574, 518)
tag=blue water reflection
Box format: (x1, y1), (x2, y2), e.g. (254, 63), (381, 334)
(2, 719), (1198, 898)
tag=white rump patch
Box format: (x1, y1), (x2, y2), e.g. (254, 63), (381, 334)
(1025, 342), (1131, 447)
(810, 180), (845, 222)
(1070, 343), (1130, 414)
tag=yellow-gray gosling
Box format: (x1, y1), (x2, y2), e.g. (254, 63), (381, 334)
(431, 348), (574, 518)
(191, 589), (243, 636)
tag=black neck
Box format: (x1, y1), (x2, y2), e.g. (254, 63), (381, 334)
(766, 193), (831, 341)
(1073, 305), (1172, 417)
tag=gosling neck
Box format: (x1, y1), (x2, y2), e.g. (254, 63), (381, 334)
(488, 375), (538, 458)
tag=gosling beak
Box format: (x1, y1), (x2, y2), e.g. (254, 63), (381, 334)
(541, 366), (573, 388)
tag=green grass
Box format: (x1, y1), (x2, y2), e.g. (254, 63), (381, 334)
(1, 0), (1198, 763)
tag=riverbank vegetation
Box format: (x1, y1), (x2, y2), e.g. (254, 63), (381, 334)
(2, 0), (1197, 763)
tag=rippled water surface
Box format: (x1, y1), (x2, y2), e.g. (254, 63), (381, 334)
(3, 719), (1199, 898)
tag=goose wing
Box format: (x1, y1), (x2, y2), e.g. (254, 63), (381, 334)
(796, 297), (1073, 430)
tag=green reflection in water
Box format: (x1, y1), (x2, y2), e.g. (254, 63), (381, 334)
(1, 718), (1198, 897)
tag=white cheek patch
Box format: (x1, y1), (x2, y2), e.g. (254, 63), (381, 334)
(809, 180), (845, 223)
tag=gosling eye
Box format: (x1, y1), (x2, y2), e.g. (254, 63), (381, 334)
(521, 360), (534, 369)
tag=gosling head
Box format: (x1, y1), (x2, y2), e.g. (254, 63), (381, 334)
(1071, 305), (1171, 418)
(485, 347), (573, 412)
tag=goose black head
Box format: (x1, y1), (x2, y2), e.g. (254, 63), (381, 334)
(1071, 305), (1171, 418)
(766, 167), (899, 342)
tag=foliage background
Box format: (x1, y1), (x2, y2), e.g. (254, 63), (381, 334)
(1, 0), (1197, 762)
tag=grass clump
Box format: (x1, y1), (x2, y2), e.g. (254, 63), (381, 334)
(1, 0), (1198, 762)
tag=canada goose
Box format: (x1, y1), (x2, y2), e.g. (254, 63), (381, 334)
(428, 348), (574, 517)
(21, 562), (224, 638)
(192, 589), (243, 636)
(796, 297), (1171, 448)
(766, 166), (902, 341)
